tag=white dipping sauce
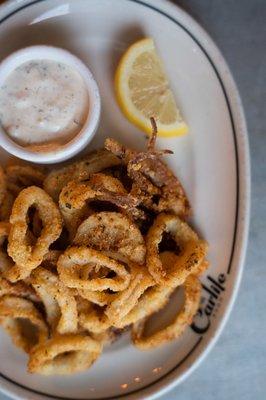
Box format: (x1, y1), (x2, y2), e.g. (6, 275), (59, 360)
(0, 60), (89, 147)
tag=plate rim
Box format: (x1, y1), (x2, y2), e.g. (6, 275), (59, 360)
(0, 0), (250, 399)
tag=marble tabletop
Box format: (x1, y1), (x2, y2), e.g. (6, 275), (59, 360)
(0, 1), (265, 400)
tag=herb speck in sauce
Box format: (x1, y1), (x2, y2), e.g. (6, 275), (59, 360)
(0, 59), (89, 147)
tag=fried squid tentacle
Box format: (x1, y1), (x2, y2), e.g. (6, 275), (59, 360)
(105, 118), (191, 217)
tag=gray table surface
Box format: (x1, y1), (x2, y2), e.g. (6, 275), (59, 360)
(1, 0), (266, 400)
(162, 1), (266, 399)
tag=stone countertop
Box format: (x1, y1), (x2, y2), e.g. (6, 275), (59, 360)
(0, 1), (265, 400)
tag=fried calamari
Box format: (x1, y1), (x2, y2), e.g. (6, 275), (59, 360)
(146, 213), (208, 286)
(28, 334), (102, 375)
(132, 275), (201, 349)
(74, 212), (146, 264)
(6, 186), (62, 281)
(0, 128), (209, 375)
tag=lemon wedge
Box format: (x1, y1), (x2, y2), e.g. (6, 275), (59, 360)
(115, 38), (188, 137)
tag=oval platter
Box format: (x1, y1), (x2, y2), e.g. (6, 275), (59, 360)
(0, 0), (250, 399)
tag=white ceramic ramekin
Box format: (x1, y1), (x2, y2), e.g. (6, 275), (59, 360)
(0, 45), (101, 164)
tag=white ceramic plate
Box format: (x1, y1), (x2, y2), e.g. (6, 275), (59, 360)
(0, 1), (250, 399)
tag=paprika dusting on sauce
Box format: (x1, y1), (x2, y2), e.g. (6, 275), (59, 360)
(0, 59), (89, 150)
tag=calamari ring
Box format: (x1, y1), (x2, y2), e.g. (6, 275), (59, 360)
(77, 289), (115, 307)
(0, 166), (7, 207)
(113, 252), (176, 328)
(30, 267), (78, 334)
(31, 209), (43, 238)
(0, 277), (40, 302)
(59, 173), (140, 240)
(104, 265), (154, 324)
(5, 186), (62, 282)
(114, 284), (174, 329)
(92, 327), (125, 347)
(113, 249), (184, 328)
(192, 259), (210, 276)
(0, 191), (14, 222)
(6, 165), (46, 195)
(160, 252), (209, 277)
(0, 222), (13, 275)
(41, 250), (62, 271)
(28, 334), (102, 375)
(0, 221), (10, 244)
(76, 297), (121, 344)
(0, 295), (48, 353)
(146, 213), (208, 287)
(131, 274), (201, 349)
(44, 149), (121, 200)
(0, 252), (15, 278)
(74, 212), (146, 265)
(57, 246), (131, 291)
(78, 301), (111, 334)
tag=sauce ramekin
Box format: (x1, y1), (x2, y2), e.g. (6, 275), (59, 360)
(0, 45), (101, 164)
